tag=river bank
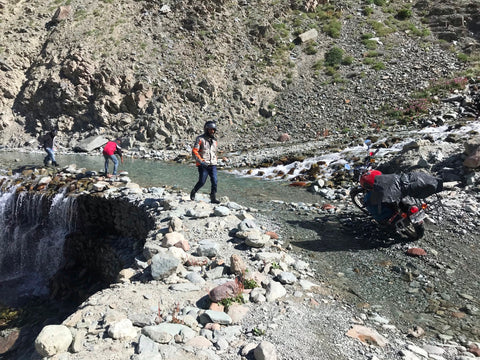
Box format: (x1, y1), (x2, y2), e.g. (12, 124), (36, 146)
(0, 164), (479, 359)
(1, 85), (480, 359)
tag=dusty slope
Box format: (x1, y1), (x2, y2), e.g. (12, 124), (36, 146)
(0, 0), (478, 154)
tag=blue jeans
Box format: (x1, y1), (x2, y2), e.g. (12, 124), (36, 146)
(193, 165), (217, 195)
(104, 154), (119, 175)
(44, 147), (55, 165)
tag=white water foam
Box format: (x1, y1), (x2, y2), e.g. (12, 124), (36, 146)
(229, 120), (480, 181)
(0, 180), (77, 301)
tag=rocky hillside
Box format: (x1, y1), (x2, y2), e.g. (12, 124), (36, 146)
(0, 0), (479, 154)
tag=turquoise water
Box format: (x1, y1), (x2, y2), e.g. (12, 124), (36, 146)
(0, 151), (318, 208)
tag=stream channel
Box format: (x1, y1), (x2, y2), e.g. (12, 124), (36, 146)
(1, 148), (478, 352)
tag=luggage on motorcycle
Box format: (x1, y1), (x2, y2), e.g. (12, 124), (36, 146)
(401, 172), (443, 199)
(369, 172), (443, 205)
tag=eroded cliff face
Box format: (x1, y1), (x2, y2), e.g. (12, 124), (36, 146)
(0, 0), (478, 151)
(0, 168), (154, 304)
(50, 195), (155, 302)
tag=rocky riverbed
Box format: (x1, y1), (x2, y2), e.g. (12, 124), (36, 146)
(0, 157), (479, 360)
(1, 80), (480, 360)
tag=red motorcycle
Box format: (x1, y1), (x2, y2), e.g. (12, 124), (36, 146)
(346, 140), (443, 241)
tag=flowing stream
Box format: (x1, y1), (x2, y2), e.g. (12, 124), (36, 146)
(0, 151), (322, 301)
(1, 138), (478, 349)
(0, 150), (319, 207)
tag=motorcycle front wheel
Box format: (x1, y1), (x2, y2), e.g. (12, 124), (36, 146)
(350, 187), (370, 216)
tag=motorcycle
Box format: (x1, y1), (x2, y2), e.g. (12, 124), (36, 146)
(345, 140), (443, 241)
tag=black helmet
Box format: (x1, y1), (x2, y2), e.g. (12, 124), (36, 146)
(204, 121), (217, 131)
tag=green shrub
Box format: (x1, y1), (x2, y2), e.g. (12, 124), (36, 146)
(365, 50), (380, 57)
(342, 55), (354, 65)
(323, 19), (342, 38)
(363, 39), (378, 50)
(363, 57), (374, 65)
(243, 279), (259, 289)
(304, 43), (318, 55)
(396, 8), (412, 20)
(372, 61), (386, 70)
(362, 33), (374, 40)
(368, 20), (395, 36)
(457, 53), (469, 62)
(373, 0), (386, 6)
(219, 294), (245, 308)
(312, 60), (323, 70)
(405, 23), (430, 37)
(324, 46), (344, 67)
(324, 66), (337, 76)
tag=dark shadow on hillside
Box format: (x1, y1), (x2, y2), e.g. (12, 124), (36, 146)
(288, 213), (409, 253)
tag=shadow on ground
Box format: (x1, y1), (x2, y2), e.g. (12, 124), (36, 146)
(288, 212), (411, 252)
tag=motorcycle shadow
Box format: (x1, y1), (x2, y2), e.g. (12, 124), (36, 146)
(288, 213), (415, 253)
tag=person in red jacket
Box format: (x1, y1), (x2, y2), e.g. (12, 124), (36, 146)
(102, 139), (123, 177)
(190, 121), (226, 204)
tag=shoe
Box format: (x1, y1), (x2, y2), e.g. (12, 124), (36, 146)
(190, 189), (196, 201)
(53, 161), (59, 167)
(210, 194), (220, 204)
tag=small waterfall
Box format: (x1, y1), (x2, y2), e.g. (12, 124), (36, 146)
(0, 180), (77, 304)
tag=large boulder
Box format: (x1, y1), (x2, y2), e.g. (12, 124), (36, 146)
(73, 135), (108, 152)
(35, 325), (73, 357)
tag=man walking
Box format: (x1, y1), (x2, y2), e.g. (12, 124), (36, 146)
(42, 129), (59, 167)
(190, 121), (226, 204)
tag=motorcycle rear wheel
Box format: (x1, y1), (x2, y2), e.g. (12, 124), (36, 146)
(350, 187), (370, 216)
